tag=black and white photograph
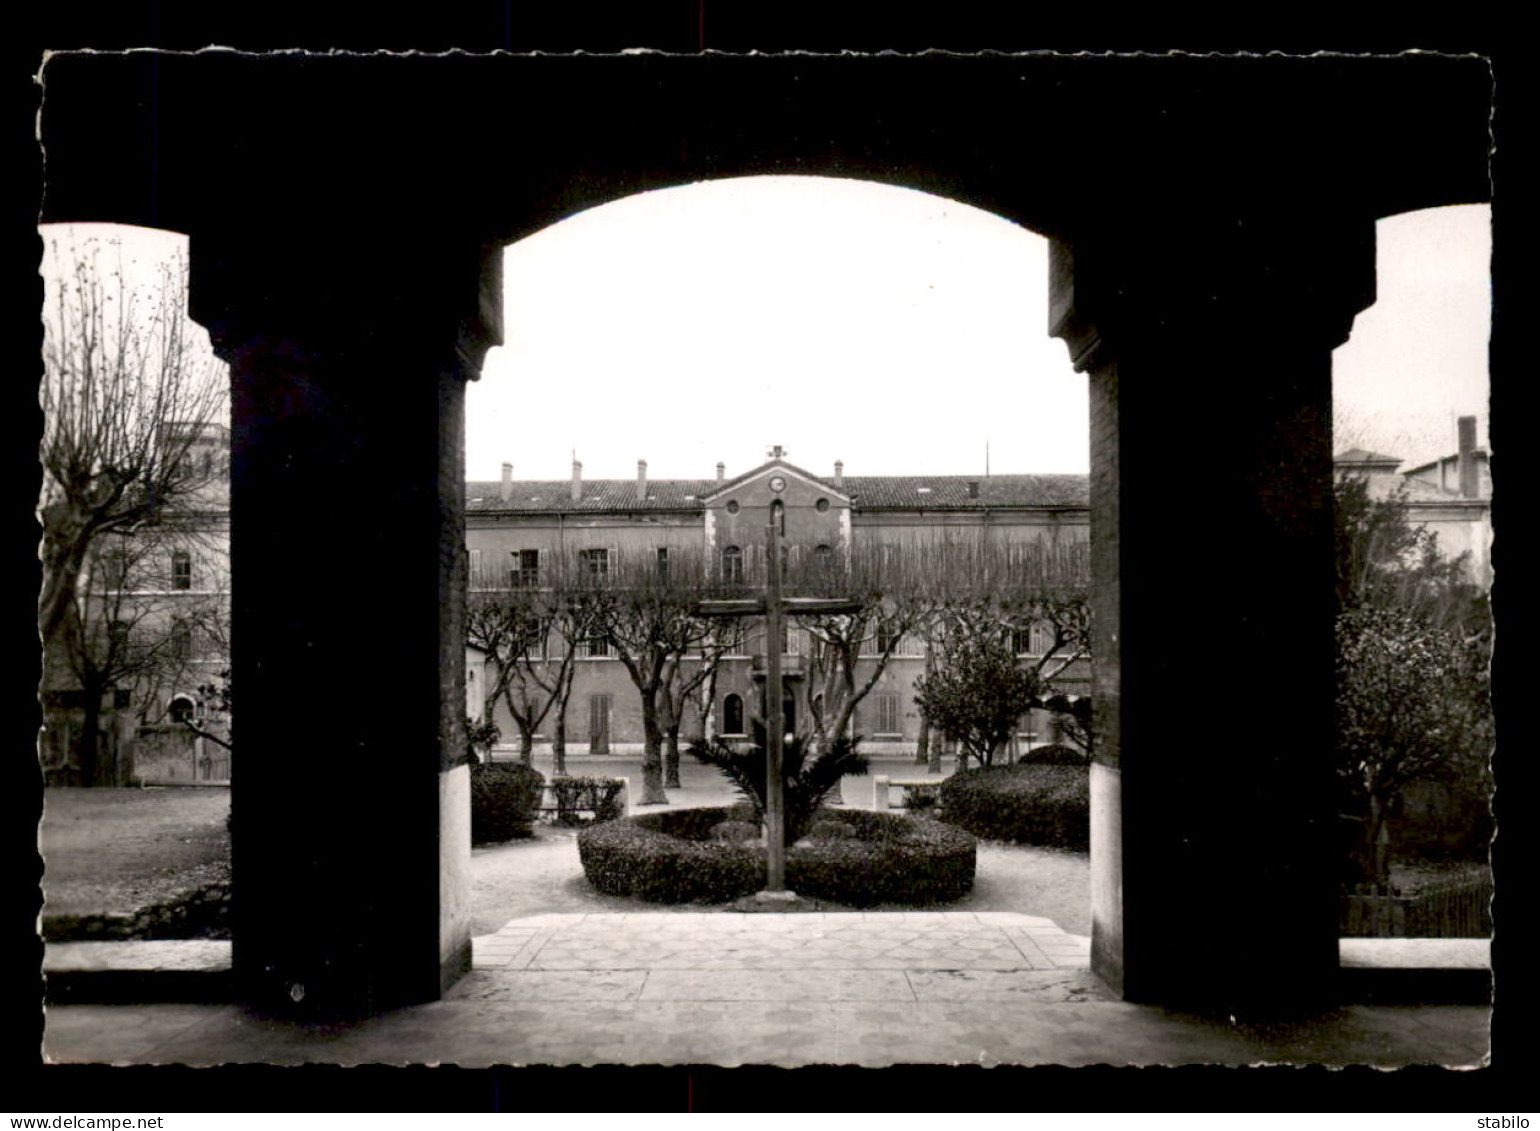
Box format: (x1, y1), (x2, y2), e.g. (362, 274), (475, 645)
(19, 35), (1514, 1112)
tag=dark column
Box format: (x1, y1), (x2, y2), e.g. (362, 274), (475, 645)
(1051, 212), (1376, 1014)
(189, 231), (502, 1016)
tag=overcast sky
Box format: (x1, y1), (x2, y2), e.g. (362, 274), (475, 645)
(468, 178), (1490, 482)
(43, 191), (1489, 482)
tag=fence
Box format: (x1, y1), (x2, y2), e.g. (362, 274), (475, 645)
(1341, 871), (1492, 938)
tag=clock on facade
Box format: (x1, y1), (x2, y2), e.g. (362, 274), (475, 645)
(768, 476), (787, 493)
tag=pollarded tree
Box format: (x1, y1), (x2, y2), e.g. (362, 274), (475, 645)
(40, 232), (227, 783)
(591, 548), (717, 805)
(796, 540), (938, 758)
(657, 623), (734, 788)
(467, 586), (558, 766)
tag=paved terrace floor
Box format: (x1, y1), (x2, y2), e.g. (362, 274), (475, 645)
(43, 912), (1490, 1068)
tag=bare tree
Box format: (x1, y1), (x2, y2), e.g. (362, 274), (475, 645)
(39, 232), (228, 783)
(592, 549), (717, 805)
(657, 624), (734, 788)
(466, 586), (566, 766)
(911, 539), (1091, 768)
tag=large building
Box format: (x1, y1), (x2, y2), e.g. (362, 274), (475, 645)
(1334, 414), (1493, 590)
(39, 423), (233, 786)
(465, 452), (1093, 755)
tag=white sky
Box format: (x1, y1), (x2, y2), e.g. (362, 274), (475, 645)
(41, 193), (1490, 482)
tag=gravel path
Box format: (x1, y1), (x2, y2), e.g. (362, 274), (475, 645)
(470, 824), (1091, 937)
(42, 774), (1092, 940)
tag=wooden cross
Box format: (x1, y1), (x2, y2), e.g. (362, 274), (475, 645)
(695, 501), (861, 898)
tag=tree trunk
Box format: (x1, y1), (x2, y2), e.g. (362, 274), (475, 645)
(1364, 793), (1394, 891)
(518, 728), (535, 767)
(78, 686), (105, 786)
(664, 725), (682, 789)
(915, 715), (930, 765)
(552, 701), (568, 778)
(928, 730), (943, 774)
(701, 666), (718, 742)
(638, 697), (668, 805)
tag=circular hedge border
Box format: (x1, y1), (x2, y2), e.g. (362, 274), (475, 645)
(577, 805), (976, 906)
(938, 762), (1089, 850)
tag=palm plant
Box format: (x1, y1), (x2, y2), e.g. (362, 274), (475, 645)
(688, 734), (869, 844)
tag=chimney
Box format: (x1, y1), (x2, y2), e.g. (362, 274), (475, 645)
(967, 480), (980, 499)
(834, 460), (844, 489)
(570, 459), (583, 502)
(1457, 415), (1479, 498)
(637, 459), (648, 502)
(500, 462), (513, 502)
(716, 461), (725, 483)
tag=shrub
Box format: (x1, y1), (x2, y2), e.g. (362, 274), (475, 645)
(939, 762), (1089, 850)
(688, 734), (868, 844)
(1019, 743), (1089, 766)
(579, 806), (764, 903)
(550, 775), (626, 825)
(577, 805), (976, 906)
(470, 760), (544, 843)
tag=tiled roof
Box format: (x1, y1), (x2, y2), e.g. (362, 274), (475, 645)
(1335, 449), (1403, 466)
(1357, 474), (1478, 504)
(467, 471), (1088, 514)
(467, 478), (718, 513)
(841, 474), (1087, 510)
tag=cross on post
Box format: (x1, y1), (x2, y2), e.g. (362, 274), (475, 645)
(694, 499), (862, 899)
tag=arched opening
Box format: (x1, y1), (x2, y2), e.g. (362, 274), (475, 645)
(722, 692), (744, 737)
(34, 52), (1494, 1041)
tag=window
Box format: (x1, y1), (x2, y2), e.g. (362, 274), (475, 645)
(170, 620), (194, 662)
(201, 451), (213, 475)
(113, 688), (132, 710)
(876, 620), (901, 655)
(815, 498), (830, 513)
(726, 500), (740, 515)
(169, 695), (196, 723)
(588, 694), (612, 752)
(875, 692), (900, 736)
(468, 548), (482, 585)
(511, 549), (540, 588)
(814, 544), (834, 565)
(172, 549), (192, 591)
(722, 545), (743, 583)
(723, 693), (744, 735)
(655, 546), (669, 582)
(1013, 624), (1052, 656)
(100, 548), (129, 591)
(579, 548), (609, 578)
(583, 634), (612, 659)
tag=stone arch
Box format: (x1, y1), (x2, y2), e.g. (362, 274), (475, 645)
(35, 51), (1492, 1018)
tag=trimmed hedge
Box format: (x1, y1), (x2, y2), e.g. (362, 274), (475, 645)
(471, 760), (544, 843)
(939, 762), (1089, 850)
(550, 775), (627, 825)
(577, 805), (976, 906)
(1019, 743), (1089, 766)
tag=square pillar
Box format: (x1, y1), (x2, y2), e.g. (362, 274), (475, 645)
(190, 232), (501, 1016)
(1052, 214), (1376, 1014)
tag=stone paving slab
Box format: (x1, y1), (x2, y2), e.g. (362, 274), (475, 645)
(46, 940), (231, 972)
(471, 911), (1093, 975)
(38, 913), (1492, 1068)
(42, 999), (1491, 1068)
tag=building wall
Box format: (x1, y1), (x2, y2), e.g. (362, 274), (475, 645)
(465, 460), (1096, 755)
